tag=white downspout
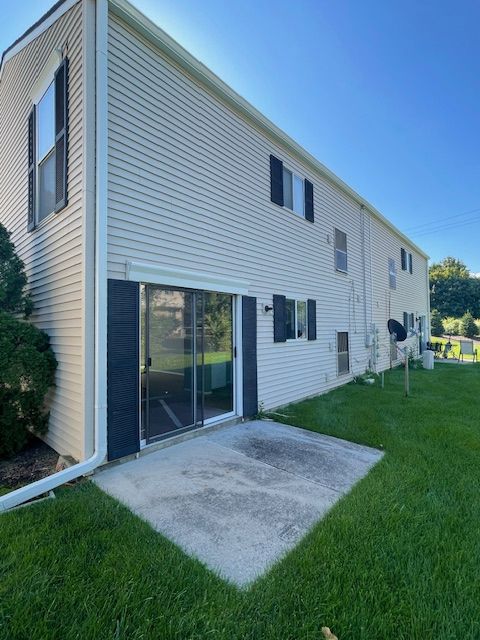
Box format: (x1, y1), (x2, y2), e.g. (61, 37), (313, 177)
(0, 0), (109, 513)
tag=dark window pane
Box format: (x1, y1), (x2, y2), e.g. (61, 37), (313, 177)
(286, 298), (295, 340)
(283, 167), (293, 210)
(38, 150), (55, 221)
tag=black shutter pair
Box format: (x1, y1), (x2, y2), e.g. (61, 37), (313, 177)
(27, 57), (68, 232)
(269, 154), (314, 222)
(273, 295), (317, 341)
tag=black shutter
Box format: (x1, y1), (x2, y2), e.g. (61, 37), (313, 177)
(410, 313), (415, 329)
(27, 107), (36, 231)
(409, 253), (413, 274)
(307, 299), (317, 340)
(54, 57), (68, 213)
(403, 312), (408, 330)
(270, 154), (284, 206)
(401, 248), (407, 270)
(242, 296), (258, 417)
(273, 294), (287, 342)
(304, 179), (314, 222)
(107, 279), (140, 461)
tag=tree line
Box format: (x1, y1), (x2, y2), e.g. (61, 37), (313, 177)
(430, 257), (479, 338)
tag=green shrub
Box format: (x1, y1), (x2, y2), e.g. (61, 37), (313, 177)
(430, 309), (443, 337)
(442, 316), (461, 336)
(460, 311), (477, 339)
(0, 225), (32, 317)
(0, 223), (57, 458)
(0, 312), (57, 457)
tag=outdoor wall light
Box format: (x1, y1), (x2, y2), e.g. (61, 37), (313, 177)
(264, 305), (273, 313)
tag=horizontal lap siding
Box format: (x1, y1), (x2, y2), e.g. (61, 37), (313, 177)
(107, 14), (425, 409)
(0, 2), (86, 459)
(371, 218), (429, 370)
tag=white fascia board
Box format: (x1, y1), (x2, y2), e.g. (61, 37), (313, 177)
(126, 261), (250, 295)
(108, 0), (429, 261)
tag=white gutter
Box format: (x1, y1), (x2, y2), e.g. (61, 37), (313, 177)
(0, 0), (109, 513)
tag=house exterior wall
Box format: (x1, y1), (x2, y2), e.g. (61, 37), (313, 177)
(0, 0), (93, 460)
(106, 10), (429, 412)
(371, 218), (430, 370)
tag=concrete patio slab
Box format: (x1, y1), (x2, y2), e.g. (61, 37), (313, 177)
(93, 420), (383, 586)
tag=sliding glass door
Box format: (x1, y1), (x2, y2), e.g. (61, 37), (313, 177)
(141, 286), (234, 443)
(201, 292), (234, 421)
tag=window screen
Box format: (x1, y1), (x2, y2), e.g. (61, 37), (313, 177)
(335, 229), (348, 272)
(388, 258), (396, 289)
(337, 331), (349, 374)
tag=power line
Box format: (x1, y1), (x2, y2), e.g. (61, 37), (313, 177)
(411, 215), (480, 238)
(402, 206), (480, 234)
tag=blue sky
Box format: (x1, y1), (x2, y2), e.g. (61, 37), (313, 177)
(2, 0), (479, 270)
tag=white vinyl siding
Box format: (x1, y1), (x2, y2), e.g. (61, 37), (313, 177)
(371, 219), (429, 369)
(106, 11), (429, 410)
(0, 1), (89, 461)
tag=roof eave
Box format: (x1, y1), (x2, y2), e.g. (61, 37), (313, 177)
(109, 0), (429, 260)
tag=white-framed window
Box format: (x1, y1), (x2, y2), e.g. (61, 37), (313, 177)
(334, 228), (348, 272)
(28, 51), (68, 232)
(283, 167), (305, 217)
(337, 331), (350, 375)
(401, 248), (413, 274)
(285, 299), (307, 340)
(388, 258), (396, 289)
(36, 81), (56, 223)
(403, 312), (415, 332)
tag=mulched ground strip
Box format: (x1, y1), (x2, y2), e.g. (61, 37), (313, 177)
(0, 438), (58, 490)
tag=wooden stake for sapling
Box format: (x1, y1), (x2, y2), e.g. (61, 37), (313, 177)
(405, 350), (409, 397)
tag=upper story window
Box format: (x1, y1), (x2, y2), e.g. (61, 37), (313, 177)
(37, 82), (56, 222)
(283, 168), (305, 217)
(269, 154), (314, 222)
(27, 56), (68, 232)
(285, 298), (307, 340)
(388, 258), (397, 289)
(401, 248), (413, 273)
(334, 228), (348, 272)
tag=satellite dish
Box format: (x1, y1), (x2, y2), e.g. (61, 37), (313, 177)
(387, 318), (407, 342)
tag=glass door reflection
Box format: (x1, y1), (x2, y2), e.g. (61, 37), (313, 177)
(146, 287), (195, 442)
(141, 287), (234, 443)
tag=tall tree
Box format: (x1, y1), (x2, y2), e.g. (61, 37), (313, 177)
(429, 256), (470, 280)
(429, 257), (479, 317)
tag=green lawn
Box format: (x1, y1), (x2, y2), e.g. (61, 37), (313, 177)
(428, 335), (479, 360)
(1, 365), (480, 639)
